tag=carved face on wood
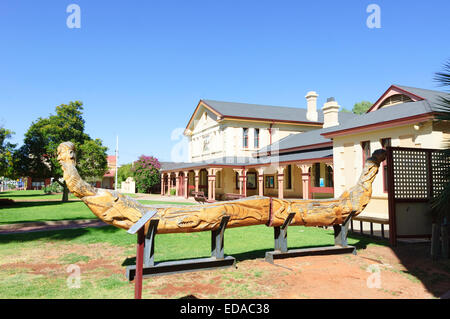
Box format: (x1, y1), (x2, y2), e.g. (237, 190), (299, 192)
(369, 149), (386, 165)
(57, 142), (76, 166)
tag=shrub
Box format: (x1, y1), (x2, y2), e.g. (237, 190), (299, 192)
(131, 155), (161, 193)
(43, 181), (64, 194)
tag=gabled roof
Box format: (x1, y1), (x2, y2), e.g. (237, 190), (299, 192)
(256, 84), (448, 148)
(256, 127), (330, 157)
(256, 112), (359, 155)
(320, 84), (448, 138)
(107, 155), (116, 166)
(321, 100), (435, 138)
(367, 84), (448, 113)
(204, 99), (357, 123)
(185, 99), (355, 131)
(393, 85), (449, 111)
(104, 155), (117, 177)
(203, 99), (321, 123)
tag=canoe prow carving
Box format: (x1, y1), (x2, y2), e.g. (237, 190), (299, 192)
(57, 142), (386, 234)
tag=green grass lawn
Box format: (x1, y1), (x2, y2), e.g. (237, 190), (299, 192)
(0, 201), (95, 224)
(0, 223), (388, 298)
(0, 224), (387, 262)
(0, 190), (77, 201)
(0, 190), (390, 298)
(0, 191), (194, 225)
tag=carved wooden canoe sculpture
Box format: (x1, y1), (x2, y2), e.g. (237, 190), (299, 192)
(57, 142), (386, 234)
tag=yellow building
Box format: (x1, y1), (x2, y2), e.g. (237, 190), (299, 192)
(160, 84), (449, 225)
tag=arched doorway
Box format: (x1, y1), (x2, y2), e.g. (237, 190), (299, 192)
(199, 168), (208, 196)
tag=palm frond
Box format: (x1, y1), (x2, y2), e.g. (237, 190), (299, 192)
(434, 61), (450, 87)
(432, 59), (450, 222)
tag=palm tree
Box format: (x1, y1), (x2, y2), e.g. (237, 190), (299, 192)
(431, 60), (450, 259)
(432, 60), (450, 220)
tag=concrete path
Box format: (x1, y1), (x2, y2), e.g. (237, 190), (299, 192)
(134, 193), (197, 203)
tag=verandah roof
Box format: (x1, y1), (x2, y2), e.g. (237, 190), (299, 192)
(160, 148), (333, 173)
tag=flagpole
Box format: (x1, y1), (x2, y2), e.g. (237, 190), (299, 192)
(115, 135), (119, 191)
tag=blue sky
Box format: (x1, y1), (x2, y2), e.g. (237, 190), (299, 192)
(1, 0), (449, 165)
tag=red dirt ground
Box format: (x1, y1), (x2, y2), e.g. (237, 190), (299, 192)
(3, 240), (449, 299)
(140, 243), (450, 299)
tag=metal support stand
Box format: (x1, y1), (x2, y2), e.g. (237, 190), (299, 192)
(126, 215), (236, 284)
(143, 219), (159, 267)
(274, 212), (296, 253)
(333, 211), (354, 247)
(211, 216), (230, 259)
(265, 212), (356, 263)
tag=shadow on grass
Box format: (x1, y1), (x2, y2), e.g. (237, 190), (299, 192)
(0, 227), (91, 243)
(121, 231), (390, 267)
(232, 232), (389, 262)
(1, 200), (79, 209)
(0, 191), (65, 198)
(0, 217), (96, 225)
(0, 191), (43, 197)
(0, 225), (124, 244)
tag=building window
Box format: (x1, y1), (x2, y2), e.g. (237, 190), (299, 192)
(265, 176), (274, 188)
(254, 128), (260, 148)
(326, 165), (334, 187)
(286, 165), (292, 189)
(313, 163), (321, 187)
(31, 181), (44, 189)
(381, 138), (391, 193)
(247, 172), (257, 189)
(361, 141), (371, 164)
(200, 170), (207, 187)
(243, 128), (249, 148)
(379, 94), (413, 108)
(216, 170), (221, 188)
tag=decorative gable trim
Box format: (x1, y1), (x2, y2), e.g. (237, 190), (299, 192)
(185, 100), (224, 132)
(367, 85), (425, 113)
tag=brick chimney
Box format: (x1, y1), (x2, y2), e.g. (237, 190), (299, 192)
(322, 97), (340, 128)
(305, 91), (318, 122)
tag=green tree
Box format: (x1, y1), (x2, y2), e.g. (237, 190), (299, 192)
(117, 163), (133, 186)
(352, 101), (373, 114)
(15, 101), (108, 201)
(0, 126), (16, 178)
(132, 155), (161, 193)
(77, 139), (109, 183)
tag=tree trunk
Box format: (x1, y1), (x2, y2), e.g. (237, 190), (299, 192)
(55, 179), (69, 203)
(431, 222), (441, 260)
(442, 222), (449, 259)
(62, 183), (69, 202)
